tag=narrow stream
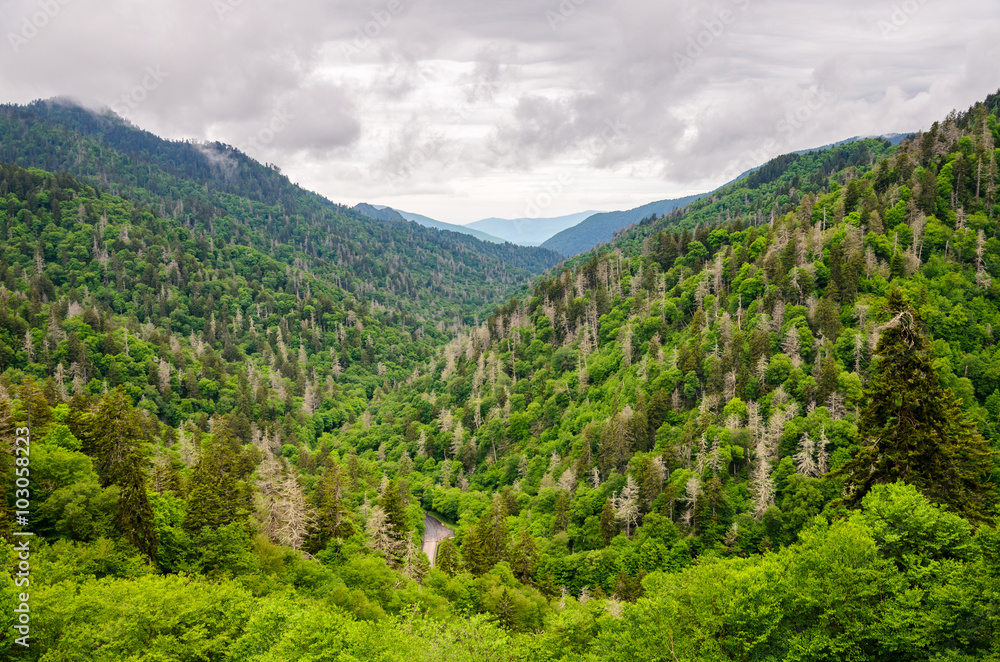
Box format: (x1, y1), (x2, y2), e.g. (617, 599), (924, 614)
(421, 513), (454, 567)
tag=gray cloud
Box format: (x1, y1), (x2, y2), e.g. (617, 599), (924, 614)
(0, 0), (998, 222)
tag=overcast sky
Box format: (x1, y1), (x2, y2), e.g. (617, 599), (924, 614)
(2, 0), (998, 224)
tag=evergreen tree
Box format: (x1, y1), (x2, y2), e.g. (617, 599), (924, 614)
(816, 353), (840, 404)
(889, 251), (906, 280)
(509, 528), (539, 583)
(655, 232), (679, 271)
(463, 495), (509, 575)
(600, 497), (618, 546)
(15, 377), (52, 430)
(832, 289), (997, 522)
(600, 409), (634, 475)
(81, 388), (158, 561)
(553, 490), (570, 533)
(184, 416), (255, 533)
(435, 537), (461, 576)
(380, 479), (409, 560)
(315, 460), (355, 546)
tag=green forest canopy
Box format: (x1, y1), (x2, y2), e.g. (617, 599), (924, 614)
(0, 93), (999, 660)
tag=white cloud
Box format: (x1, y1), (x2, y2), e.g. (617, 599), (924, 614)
(1, 0), (998, 223)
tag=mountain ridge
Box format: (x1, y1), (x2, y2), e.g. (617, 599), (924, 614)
(466, 211), (603, 246)
(0, 91), (999, 660)
(356, 204), (508, 244)
(540, 193), (708, 256)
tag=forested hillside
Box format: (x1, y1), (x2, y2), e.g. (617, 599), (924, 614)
(1, 94), (999, 661)
(0, 100), (562, 323)
(540, 192), (707, 257)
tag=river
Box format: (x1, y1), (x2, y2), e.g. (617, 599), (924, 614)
(421, 513), (454, 567)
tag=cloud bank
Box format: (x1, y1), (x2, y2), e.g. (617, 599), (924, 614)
(2, 0), (998, 222)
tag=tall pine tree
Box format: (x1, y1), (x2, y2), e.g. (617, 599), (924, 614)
(832, 289), (996, 522)
(435, 537), (461, 575)
(380, 479), (409, 562)
(509, 528), (539, 583)
(79, 388), (158, 561)
(600, 497), (618, 546)
(314, 459), (355, 547)
(463, 494), (509, 575)
(184, 416), (256, 533)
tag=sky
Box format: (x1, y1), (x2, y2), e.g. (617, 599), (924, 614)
(1, 0), (999, 224)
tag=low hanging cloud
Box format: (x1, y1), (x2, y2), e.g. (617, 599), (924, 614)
(0, 0), (998, 221)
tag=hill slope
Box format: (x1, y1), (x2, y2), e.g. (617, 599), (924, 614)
(541, 194), (707, 256)
(1, 93), (999, 660)
(357, 204), (507, 244)
(0, 99), (562, 323)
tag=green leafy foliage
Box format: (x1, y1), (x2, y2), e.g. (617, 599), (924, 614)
(2, 93), (1000, 659)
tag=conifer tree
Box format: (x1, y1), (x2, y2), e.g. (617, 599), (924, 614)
(816, 353), (840, 404)
(832, 289), (996, 522)
(380, 479), (409, 561)
(553, 490), (570, 533)
(184, 416), (255, 533)
(509, 528), (539, 583)
(315, 460), (355, 545)
(435, 537), (461, 575)
(15, 377), (52, 430)
(599, 497), (618, 546)
(82, 388), (158, 561)
(463, 495), (509, 575)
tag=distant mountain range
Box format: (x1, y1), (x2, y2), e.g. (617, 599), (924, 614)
(540, 193), (709, 257)
(356, 132), (917, 260)
(355, 205), (603, 249)
(466, 211), (601, 246)
(352, 204), (507, 244)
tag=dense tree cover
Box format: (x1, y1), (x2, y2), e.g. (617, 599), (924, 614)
(0, 100), (562, 324)
(832, 289), (995, 522)
(1, 94), (1000, 660)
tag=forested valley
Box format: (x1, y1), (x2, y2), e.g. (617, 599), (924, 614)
(0, 94), (999, 660)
